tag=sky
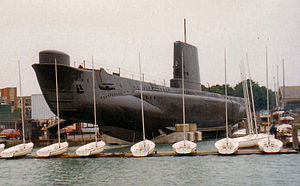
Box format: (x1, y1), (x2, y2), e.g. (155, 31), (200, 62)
(0, 0), (299, 96)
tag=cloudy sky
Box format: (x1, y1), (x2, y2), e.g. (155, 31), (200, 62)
(0, 0), (299, 96)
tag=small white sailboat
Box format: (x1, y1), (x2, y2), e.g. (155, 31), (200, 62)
(131, 139), (156, 157)
(76, 141), (106, 156)
(173, 140), (197, 154)
(280, 115), (294, 124)
(258, 47), (283, 153)
(36, 59), (68, 157)
(215, 138), (238, 154)
(130, 53), (155, 157)
(258, 137), (283, 153)
(0, 61), (34, 158)
(76, 57), (105, 157)
(0, 144), (4, 153)
(172, 27), (197, 154)
(0, 143), (34, 158)
(215, 49), (238, 154)
(277, 124), (292, 137)
(36, 142), (68, 157)
(234, 133), (271, 148)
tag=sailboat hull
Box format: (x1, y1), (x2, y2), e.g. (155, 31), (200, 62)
(131, 140), (155, 157)
(258, 138), (283, 153)
(76, 141), (106, 156)
(172, 140), (197, 154)
(215, 138), (239, 154)
(0, 143), (33, 158)
(234, 133), (271, 148)
(36, 142), (68, 157)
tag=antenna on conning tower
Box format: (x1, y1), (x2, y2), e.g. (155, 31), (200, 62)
(184, 18), (187, 43)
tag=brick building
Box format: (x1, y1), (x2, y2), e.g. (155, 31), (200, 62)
(0, 87), (17, 111)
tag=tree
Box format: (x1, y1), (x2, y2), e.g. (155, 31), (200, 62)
(203, 79), (276, 111)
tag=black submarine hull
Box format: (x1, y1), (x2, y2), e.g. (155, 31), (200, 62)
(33, 43), (246, 142)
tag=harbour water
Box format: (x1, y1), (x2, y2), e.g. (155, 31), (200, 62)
(0, 139), (299, 185)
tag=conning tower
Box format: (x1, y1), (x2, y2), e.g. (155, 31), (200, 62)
(170, 41), (201, 90)
(39, 50), (70, 66)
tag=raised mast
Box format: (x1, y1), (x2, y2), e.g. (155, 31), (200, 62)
(139, 53), (146, 143)
(266, 47), (270, 142)
(92, 57), (98, 144)
(246, 53), (258, 135)
(276, 65), (280, 108)
(181, 49), (186, 143)
(184, 18), (186, 43)
(224, 49), (228, 142)
(18, 61), (26, 145)
(55, 58), (61, 145)
(240, 60), (252, 135)
(282, 59), (285, 109)
(274, 76), (278, 107)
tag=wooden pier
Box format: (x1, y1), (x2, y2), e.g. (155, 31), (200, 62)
(0, 148), (297, 159)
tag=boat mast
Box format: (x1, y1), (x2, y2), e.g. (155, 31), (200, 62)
(139, 53), (146, 144)
(244, 67), (253, 134)
(282, 59), (285, 109)
(18, 61), (26, 146)
(184, 18), (186, 43)
(224, 49), (229, 143)
(274, 76), (278, 108)
(182, 19), (187, 143)
(266, 47), (270, 142)
(55, 58), (61, 145)
(92, 56), (98, 145)
(276, 65), (280, 108)
(181, 49), (186, 143)
(240, 60), (252, 135)
(246, 53), (258, 135)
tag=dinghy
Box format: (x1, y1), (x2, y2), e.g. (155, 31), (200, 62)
(0, 143), (34, 158)
(277, 124), (292, 137)
(36, 58), (68, 157)
(0, 144), (4, 153)
(76, 141), (106, 156)
(235, 133), (271, 148)
(172, 31), (197, 154)
(215, 49), (239, 154)
(215, 138), (238, 155)
(258, 47), (283, 153)
(131, 140), (156, 157)
(173, 140), (197, 154)
(258, 137), (283, 153)
(36, 142), (68, 157)
(280, 115), (294, 124)
(76, 57), (106, 157)
(1, 61), (34, 158)
(130, 53), (155, 157)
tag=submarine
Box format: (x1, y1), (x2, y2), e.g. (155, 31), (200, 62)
(32, 41), (246, 142)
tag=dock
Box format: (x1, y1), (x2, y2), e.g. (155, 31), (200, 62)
(0, 148), (297, 159)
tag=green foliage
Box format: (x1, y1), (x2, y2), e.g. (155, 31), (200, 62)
(204, 79), (276, 111)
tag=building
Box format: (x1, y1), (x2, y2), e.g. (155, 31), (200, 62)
(17, 96), (32, 120)
(0, 87), (17, 112)
(279, 86), (300, 121)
